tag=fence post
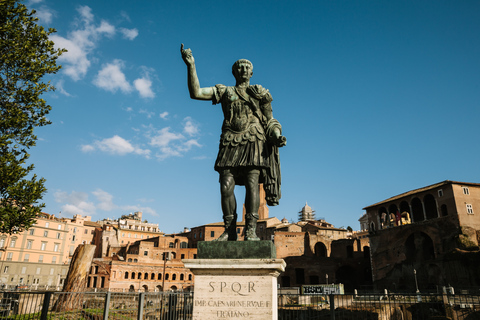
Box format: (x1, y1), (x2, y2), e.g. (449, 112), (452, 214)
(329, 294), (335, 320)
(137, 292), (145, 320)
(103, 291), (111, 320)
(40, 291), (52, 320)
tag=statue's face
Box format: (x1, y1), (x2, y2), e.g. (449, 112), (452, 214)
(233, 62), (253, 81)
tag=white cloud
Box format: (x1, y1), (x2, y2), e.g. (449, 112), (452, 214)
(147, 125), (201, 160)
(51, 35), (90, 81)
(52, 6), (118, 81)
(97, 20), (115, 37)
(183, 117), (199, 136)
(81, 144), (95, 152)
(55, 80), (71, 97)
(159, 111), (169, 119)
(134, 77), (155, 98)
(54, 189), (157, 217)
(77, 5), (93, 23)
(54, 190), (96, 216)
(93, 60), (132, 93)
(120, 27), (138, 40)
(149, 127), (184, 148)
(81, 135), (151, 158)
(34, 6), (54, 23)
(92, 189), (115, 211)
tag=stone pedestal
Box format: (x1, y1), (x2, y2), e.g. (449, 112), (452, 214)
(183, 241), (285, 319)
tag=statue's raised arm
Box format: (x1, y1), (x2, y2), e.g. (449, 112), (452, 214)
(180, 44), (214, 100)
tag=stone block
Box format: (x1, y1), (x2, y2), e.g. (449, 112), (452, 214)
(197, 240), (276, 259)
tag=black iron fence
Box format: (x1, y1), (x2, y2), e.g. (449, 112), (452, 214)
(1, 291), (480, 319)
(278, 293), (480, 319)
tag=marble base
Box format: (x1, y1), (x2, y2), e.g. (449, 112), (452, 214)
(183, 259), (286, 319)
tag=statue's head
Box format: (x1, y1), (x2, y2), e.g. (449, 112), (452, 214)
(232, 59), (253, 81)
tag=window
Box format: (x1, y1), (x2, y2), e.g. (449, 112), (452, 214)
(56, 232), (61, 239)
(3, 266), (8, 273)
(463, 187), (470, 195)
(50, 268), (54, 275)
(144, 251), (148, 256)
(36, 267), (41, 274)
(237, 228), (241, 234)
(29, 229), (35, 235)
(57, 224), (62, 230)
(73, 227), (77, 233)
(27, 240), (33, 249)
(6, 253), (13, 261)
(24, 254), (30, 262)
(181, 254), (185, 259)
(21, 267), (27, 274)
(210, 231), (215, 237)
(33, 278), (39, 284)
(84, 229), (88, 234)
(39, 255), (44, 263)
(41, 242), (47, 251)
(135, 234), (137, 238)
(43, 231), (48, 237)
(438, 189), (443, 197)
(10, 239), (16, 247)
(54, 243), (59, 252)
(467, 204), (474, 214)
(45, 222), (49, 228)
(52, 256), (57, 264)
(72, 235), (76, 242)
(0, 238), (5, 248)
(169, 242), (174, 248)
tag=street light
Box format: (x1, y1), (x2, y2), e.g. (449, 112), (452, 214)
(413, 269), (419, 293)
(326, 274), (329, 285)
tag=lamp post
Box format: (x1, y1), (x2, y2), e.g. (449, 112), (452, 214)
(414, 269), (421, 302)
(413, 269), (419, 293)
(326, 274), (329, 285)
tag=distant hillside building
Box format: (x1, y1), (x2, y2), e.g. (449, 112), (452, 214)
(364, 180), (480, 291)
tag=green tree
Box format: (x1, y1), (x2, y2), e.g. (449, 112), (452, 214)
(0, 0), (65, 234)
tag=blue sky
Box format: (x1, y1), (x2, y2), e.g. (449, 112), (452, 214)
(26, 0), (480, 233)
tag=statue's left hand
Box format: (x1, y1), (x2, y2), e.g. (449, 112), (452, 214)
(275, 135), (287, 147)
(181, 43), (194, 66)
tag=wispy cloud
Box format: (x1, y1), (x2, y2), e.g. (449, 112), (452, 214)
(120, 27), (138, 40)
(159, 112), (169, 120)
(51, 6), (116, 81)
(81, 135), (151, 158)
(54, 189), (157, 217)
(93, 60), (132, 93)
(183, 117), (199, 136)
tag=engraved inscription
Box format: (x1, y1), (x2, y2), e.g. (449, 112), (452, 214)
(208, 281), (256, 296)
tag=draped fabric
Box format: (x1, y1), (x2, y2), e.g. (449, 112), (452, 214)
(212, 84), (282, 206)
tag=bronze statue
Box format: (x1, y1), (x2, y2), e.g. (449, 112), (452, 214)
(181, 44), (286, 241)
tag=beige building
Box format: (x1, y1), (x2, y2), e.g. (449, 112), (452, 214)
(0, 213), (97, 289)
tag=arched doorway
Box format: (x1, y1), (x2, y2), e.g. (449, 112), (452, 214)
(129, 285), (135, 292)
(411, 198), (424, 222)
(424, 194), (438, 220)
(314, 242), (327, 257)
(142, 285), (148, 292)
(405, 232), (435, 262)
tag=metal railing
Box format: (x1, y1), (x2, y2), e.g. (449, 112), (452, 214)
(278, 293), (480, 319)
(2, 291), (480, 319)
(0, 291), (193, 319)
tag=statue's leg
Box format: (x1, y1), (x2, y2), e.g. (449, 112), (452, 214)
(244, 169), (260, 241)
(216, 170), (237, 241)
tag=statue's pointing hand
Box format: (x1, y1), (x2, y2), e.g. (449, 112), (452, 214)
(181, 43), (194, 66)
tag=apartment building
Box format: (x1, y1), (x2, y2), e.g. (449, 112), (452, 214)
(0, 213), (97, 289)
